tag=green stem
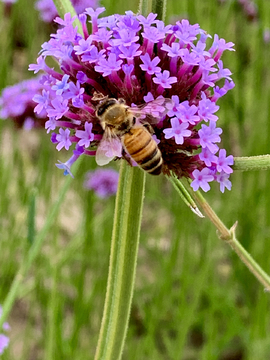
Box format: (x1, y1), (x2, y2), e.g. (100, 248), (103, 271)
(138, 0), (167, 21)
(94, 162), (145, 360)
(138, 0), (152, 17)
(153, 0), (167, 22)
(95, 1), (166, 357)
(52, 0), (83, 34)
(0, 158), (81, 329)
(45, 254), (61, 360)
(27, 188), (37, 245)
(233, 155), (270, 171)
(192, 188), (270, 291)
(168, 175), (204, 218)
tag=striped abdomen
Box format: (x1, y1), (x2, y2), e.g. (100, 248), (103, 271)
(123, 126), (163, 175)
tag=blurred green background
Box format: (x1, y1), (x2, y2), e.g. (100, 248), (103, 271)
(0, 0), (270, 359)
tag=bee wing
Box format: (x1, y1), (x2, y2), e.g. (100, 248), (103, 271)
(96, 141), (114, 166)
(96, 128), (122, 166)
(129, 97), (173, 123)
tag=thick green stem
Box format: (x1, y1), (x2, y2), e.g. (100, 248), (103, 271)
(95, 0), (165, 357)
(52, 0), (83, 34)
(94, 162), (145, 360)
(233, 155), (270, 171)
(153, 0), (167, 22)
(138, 0), (167, 21)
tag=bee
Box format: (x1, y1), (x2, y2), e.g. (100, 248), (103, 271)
(93, 93), (171, 175)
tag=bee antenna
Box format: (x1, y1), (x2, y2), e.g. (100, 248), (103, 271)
(92, 92), (108, 103)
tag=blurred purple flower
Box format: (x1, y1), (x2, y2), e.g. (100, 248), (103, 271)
(237, 0), (258, 22)
(0, 76), (47, 130)
(263, 28), (270, 44)
(84, 168), (119, 198)
(29, 8), (235, 192)
(0, 335), (9, 355)
(0, 306), (10, 355)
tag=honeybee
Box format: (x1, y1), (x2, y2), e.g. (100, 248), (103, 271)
(93, 93), (171, 175)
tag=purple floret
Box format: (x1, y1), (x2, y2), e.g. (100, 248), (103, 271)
(140, 54), (161, 75)
(56, 128), (72, 151)
(163, 117), (191, 145)
(75, 122), (94, 148)
(191, 168), (215, 192)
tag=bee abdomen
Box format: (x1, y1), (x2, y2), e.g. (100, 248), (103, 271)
(123, 128), (163, 175)
(141, 150), (163, 175)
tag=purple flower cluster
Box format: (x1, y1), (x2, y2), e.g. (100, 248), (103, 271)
(0, 77), (47, 130)
(35, 0), (99, 23)
(0, 306), (10, 355)
(30, 8), (235, 192)
(84, 168), (119, 198)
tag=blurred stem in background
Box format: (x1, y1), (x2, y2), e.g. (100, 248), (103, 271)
(0, 157), (83, 329)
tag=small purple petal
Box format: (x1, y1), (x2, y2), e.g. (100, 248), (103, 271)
(191, 168), (215, 192)
(75, 122), (94, 148)
(163, 117), (192, 145)
(56, 128), (72, 151)
(153, 70), (177, 89)
(213, 149), (234, 174)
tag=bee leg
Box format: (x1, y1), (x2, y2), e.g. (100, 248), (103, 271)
(118, 98), (126, 104)
(122, 152), (133, 167)
(92, 92), (108, 102)
(143, 123), (154, 134)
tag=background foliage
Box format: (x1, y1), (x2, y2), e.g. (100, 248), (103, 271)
(0, 0), (270, 359)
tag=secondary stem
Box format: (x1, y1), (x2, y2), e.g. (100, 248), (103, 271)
(192, 188), (270, 291)
(233, 155), (270, 171)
